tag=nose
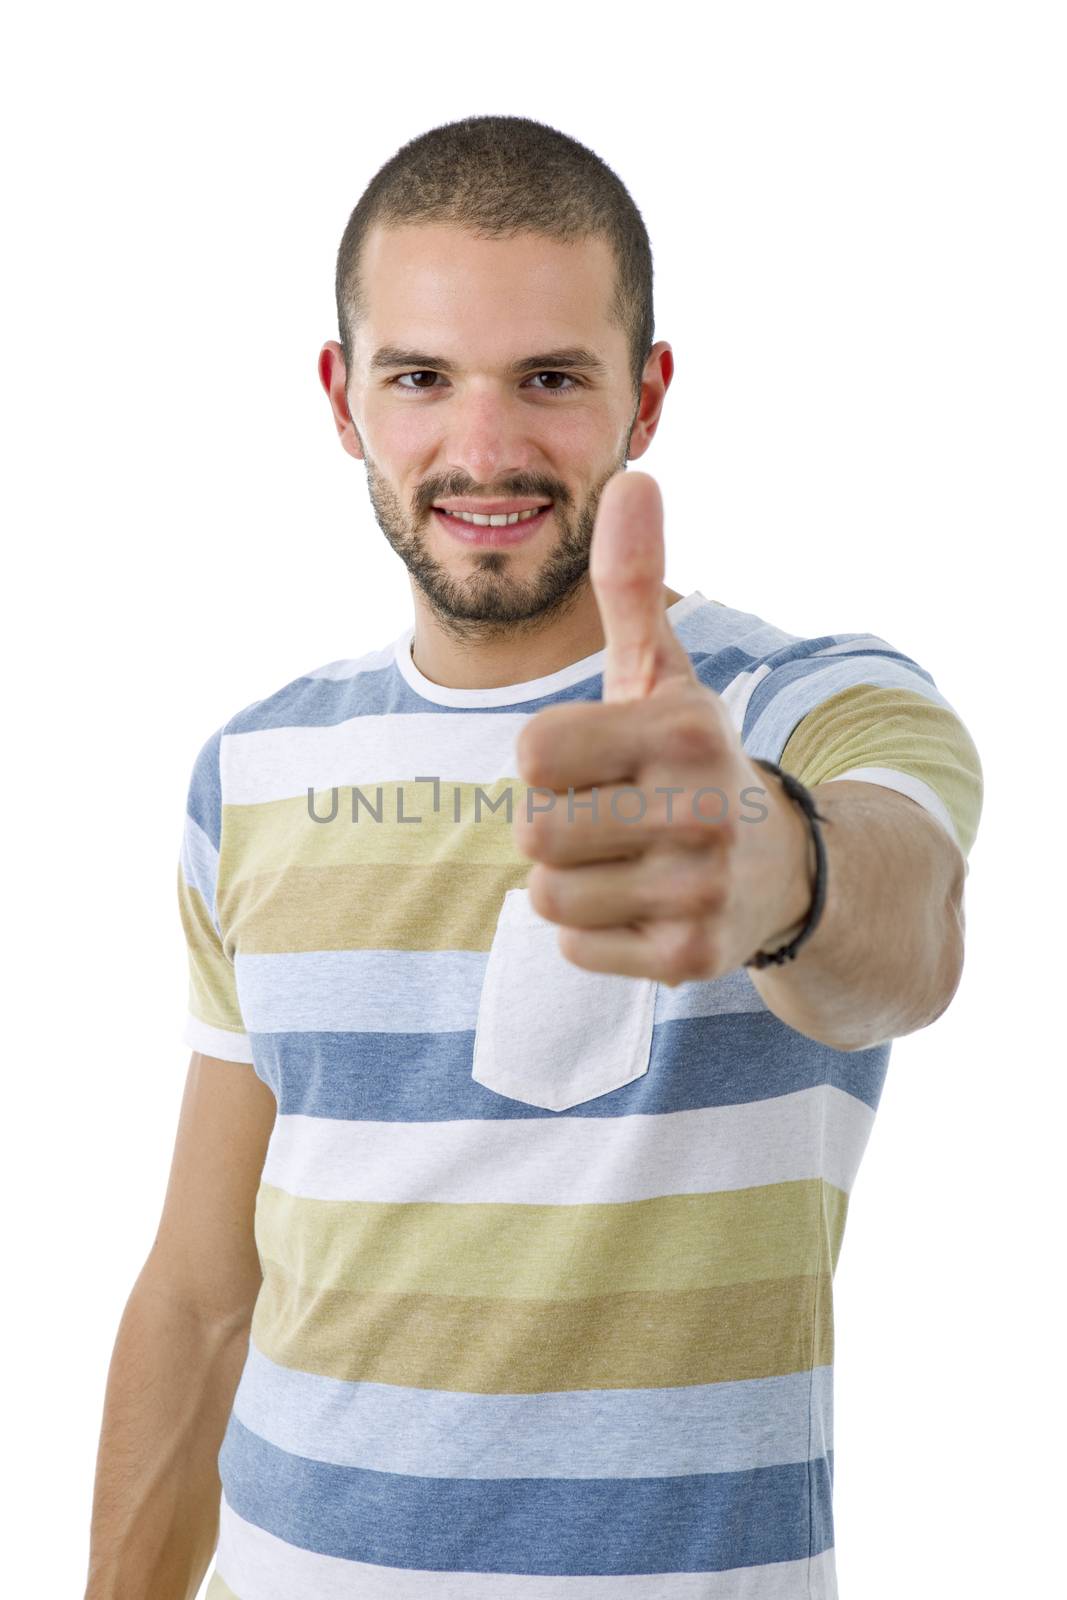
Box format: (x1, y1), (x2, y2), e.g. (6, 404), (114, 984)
(442, 384), (542, 488)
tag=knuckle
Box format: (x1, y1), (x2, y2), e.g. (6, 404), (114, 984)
(515, 722), (552, 784)
(662, 706), (721, 765)
(557, 925), (590, 967)
(658, 921), (716, 985)
(528, 871), (561, 921)
(715, 815), (738, 851)
(685, 864), (728, 917)
(515, 813), (557, 862)
(682, 801), (739, 847)
(666, 808), (719, 847)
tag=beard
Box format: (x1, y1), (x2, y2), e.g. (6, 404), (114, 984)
(354, 429), (631, 645)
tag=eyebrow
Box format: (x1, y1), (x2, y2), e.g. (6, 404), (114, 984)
(369, 345), (610, 379)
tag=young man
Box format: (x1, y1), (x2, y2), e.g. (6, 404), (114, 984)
(85, 116), (983, 1600)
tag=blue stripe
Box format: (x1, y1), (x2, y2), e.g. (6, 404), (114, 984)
(218, 1411), (835, 1575)
(248, 1013), (890, 1118)
(742, 648), (945, 746)
(185, 726), (223, 846)
(693, 644), (772, 696)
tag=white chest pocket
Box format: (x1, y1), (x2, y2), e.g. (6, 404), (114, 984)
(471, 887), (658, 1112)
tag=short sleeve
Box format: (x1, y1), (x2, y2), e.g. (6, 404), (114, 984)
(739, 633), (984, 862)
(177, 726), (254, 1063)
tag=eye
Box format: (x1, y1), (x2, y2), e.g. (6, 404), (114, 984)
(527, 371), (580, 395)
(391, 371), (581, 396)
(393, 371), (441, 392)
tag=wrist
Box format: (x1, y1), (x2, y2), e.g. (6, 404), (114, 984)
(753, 768), (818, 956)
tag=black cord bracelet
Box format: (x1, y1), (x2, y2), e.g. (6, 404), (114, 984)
(743, 759), (831, 969)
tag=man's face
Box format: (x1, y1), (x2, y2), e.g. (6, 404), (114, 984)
(333, 222), (653, 630)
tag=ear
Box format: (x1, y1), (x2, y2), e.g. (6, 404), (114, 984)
(625, 341), (674, 462)
(319, 341), (364, 462)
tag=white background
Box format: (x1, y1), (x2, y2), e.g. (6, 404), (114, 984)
(3, 3), (1062, 1595)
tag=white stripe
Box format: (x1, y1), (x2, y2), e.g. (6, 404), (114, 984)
(260, 1083), (875, 1203)
(720, 663), (772, 735)
(180, 814), (219, 911)
(393, 592), (710, 708)
(220, 711), (538, 806)
(213, 1494), (836, 1599)
(235, 948), (486, 1034)
(232, 949), (767, 1035)
(231, 1340), (832, 1477)
(824, 766), (960, 847)
(680, 614), (800, 661)
(182, 1013), (254, 1064)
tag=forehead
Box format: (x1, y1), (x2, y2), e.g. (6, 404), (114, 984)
(354, 222), (620, 360)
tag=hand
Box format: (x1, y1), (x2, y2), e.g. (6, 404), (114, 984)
(513, 471), (815, 985)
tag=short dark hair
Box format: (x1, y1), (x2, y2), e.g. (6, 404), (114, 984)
(335, 115), (655, 402)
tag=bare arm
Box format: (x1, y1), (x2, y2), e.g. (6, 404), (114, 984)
(84, 1051), (277, 1600)
(748, 779), (968, 1051)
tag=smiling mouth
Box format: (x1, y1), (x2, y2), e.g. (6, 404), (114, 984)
(435, 504), (551, 526)
(432, 504), (554, 545)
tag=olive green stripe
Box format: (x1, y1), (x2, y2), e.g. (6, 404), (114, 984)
(218, 861), (534, 954)
(254, 1180), (848, 1298)
(222, 780), (527, 873)
(250, 1264), (835, 1391)
(780, 683), (983, 857)
(176, 861), (246, 1033)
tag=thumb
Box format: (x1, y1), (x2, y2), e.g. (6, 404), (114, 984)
(590, 470), (696, 704)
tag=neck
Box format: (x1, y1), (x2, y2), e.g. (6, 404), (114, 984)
(407, 577), (686, 692)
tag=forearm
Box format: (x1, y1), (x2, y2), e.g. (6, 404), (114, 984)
(84, 1256), (253, 1600)
(749, 778), (967, 1052)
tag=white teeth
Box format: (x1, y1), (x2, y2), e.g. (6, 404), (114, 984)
(439, 506), (548, 526)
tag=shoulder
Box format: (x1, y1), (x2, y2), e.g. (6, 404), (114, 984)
(686, 599), (981, 858)
(220, 635), (401, 739)
(184, 634), (400, 816)
(681, 597), (942, 740)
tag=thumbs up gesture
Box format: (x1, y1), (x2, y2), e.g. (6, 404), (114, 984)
(513, 471), (815, 984)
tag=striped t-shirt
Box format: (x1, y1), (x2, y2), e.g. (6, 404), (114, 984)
(178, 589), (982, 1600)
